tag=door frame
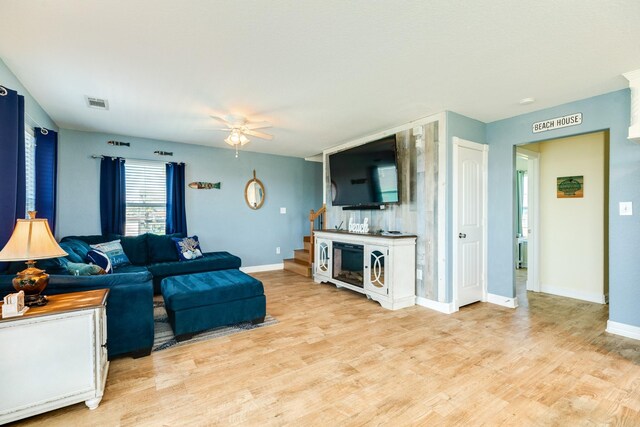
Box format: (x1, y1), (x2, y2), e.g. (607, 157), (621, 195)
(515, 147), (540, 292)
(452, 137), (488, 310)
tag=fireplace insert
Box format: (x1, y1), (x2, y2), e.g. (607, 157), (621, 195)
(332, 242), (364, 287)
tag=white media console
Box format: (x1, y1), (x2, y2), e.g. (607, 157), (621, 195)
(313, 230), (416, 310)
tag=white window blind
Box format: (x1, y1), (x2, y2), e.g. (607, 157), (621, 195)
(25, 129), (36, 214)
(125, 159), (166, 236)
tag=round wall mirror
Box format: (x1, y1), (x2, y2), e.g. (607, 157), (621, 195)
(245, 170), (265, 210)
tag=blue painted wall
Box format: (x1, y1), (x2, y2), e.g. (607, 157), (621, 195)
(486, 89), (640, 327)
(57, 129), (323, 267)
(0, 58), (57, 131)
(445, 111), (487, 302)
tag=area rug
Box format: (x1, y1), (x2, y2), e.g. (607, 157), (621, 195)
(152, 298), (277, 352)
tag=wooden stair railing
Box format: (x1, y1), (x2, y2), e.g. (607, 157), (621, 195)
(308, 204), (327, 265)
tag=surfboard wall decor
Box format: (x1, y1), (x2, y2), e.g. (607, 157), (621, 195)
(188, 182), (221, 190)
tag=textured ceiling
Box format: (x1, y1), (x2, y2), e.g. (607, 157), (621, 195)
(1, 0), (639, 158)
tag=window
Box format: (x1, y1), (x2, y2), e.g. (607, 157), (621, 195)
(25, 129), (36, 214)
(125, 160), (166, 236)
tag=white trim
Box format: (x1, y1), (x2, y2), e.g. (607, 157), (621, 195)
(304, 154), (323, 163)
(452, 137), (488, 310)
(482, 145), (488, 304)
(452, 139), (458, 308)
(416, 296), (457, 314)
(515, 147), (541, 293)
(606, 320), (640, 341)
(240, 263), (284, 273)
(539, 284), (606, 304)
(528, 151), (540, 292)
(487, 293), (519, 308)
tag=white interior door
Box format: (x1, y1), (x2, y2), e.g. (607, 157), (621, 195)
(454, 138), (487, 307)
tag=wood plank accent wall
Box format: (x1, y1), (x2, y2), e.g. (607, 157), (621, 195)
(323, 121), (441, 300)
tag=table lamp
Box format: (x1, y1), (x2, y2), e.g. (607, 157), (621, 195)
(0, 211), (68, 306)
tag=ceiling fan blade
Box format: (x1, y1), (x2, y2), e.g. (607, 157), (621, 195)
(244, 129), (273, 140)
(196, 127), (233, 132)
(244, 121), (272, 130)
(209, 115), (231, 125)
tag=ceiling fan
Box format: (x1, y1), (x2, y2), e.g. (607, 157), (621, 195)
(207, 114), (273, 157)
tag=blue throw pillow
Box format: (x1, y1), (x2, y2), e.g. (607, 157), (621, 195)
(86, 249), (113, 274)
(90, 240), (131, 268)
(172, 236), (204, 261)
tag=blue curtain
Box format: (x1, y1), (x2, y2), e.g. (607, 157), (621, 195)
(166, 162), (187, 234)
(35, 128), (58, 234)
(0, 85), (25, 272)
(516, 170), (525, 237)
(100, 156), (126, 235)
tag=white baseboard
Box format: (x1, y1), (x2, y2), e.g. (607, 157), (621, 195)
(416, 297), (457, 314)
(487, 293), (519, 309)
(606, 320), (640, 341)
(540, 284), (606, 304)
(240, 263), (284, 274)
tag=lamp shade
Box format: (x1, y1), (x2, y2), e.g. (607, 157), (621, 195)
(0, 218), (68, 261)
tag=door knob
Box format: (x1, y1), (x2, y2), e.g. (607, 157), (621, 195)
(458, 233), (467, 239)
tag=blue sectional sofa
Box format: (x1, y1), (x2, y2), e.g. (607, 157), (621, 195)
(0, 233), (242, 359)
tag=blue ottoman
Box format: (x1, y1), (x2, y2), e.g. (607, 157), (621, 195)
(161, 269), (266, 341)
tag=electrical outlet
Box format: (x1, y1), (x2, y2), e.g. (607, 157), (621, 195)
(276, 247), (281, 254)
(416, 269), (423, 280)
(280, 207), (286, 214)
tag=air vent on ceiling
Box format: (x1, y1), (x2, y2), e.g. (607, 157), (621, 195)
(85, 96), (109, 110)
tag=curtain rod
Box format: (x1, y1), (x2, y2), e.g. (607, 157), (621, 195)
(25, 113), (50, 133)
(90, 155), (185, 165)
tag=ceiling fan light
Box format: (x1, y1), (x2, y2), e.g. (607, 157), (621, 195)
(240, 134), (250, 145)
(224, 135), (235, 146)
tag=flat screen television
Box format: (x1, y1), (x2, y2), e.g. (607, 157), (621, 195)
(329, 135), (400, 207)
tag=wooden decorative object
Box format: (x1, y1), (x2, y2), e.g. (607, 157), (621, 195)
(188, 182), (221, 190)
(557, 175), (584, 198)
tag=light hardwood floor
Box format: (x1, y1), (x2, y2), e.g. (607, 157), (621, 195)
(14, 271), (640, 426)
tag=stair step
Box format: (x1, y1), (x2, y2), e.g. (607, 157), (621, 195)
(304, 240), (311, 251)
(303, 235), (311, 242)
(283, 258), (312, 277)
(294, 249), (310, 262)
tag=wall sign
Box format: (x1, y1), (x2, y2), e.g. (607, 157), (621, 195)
(557, 175), (584, 198)
(532, 113), (582, 134)
(348, 217), (369, 234)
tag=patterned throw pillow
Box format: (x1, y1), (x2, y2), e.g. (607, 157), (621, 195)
(172, 236), (204, 261)
(86, 249), (113, 274)
(66, 262), (106, 276)
(90, 240), (131, 268)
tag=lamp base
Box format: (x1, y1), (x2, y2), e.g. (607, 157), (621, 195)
(12, 261), (49, 307)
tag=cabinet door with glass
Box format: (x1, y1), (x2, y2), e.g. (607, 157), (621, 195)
(314, 237), (332, 279)
(365, 245), (388, 295)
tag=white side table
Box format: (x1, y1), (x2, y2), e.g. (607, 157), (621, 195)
(0, 289), (110, 424)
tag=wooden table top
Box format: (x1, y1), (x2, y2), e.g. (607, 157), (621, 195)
(0, 289), (109, 322)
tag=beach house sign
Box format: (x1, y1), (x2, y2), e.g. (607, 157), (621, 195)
(532, 113), (582, 134)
